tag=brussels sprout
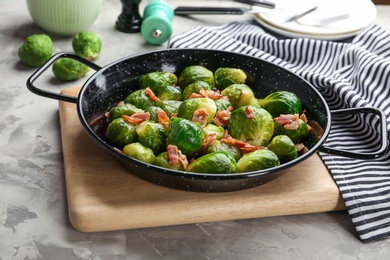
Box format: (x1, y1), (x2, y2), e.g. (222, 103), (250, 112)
(186, 152), (238, 174)
(18, 34), (53, 67)
(268, 135), (298, 163)
(237, 149), (280, 173)
(220, 84), (258, 109)
(124, 89), (155, 110)
(182, 80), (212, 100)
(259, 91), (302, 117)
(166, 117), (204, 157)
(105, 118), (138, 149)
(274, 118), (309, 143)
(178, 65), (214, 89)
(203, 124), (225, 140)
(228, 106), (274, 147)
(136, 121), (166, 155)
(214, 67), (247, 91)
(52, 58), (90, 81)
(154, 152), (185, 171)
(139, 71), (178, 95)
(155, 100), (182, 117)
(157, 85), (183, 101)
(147, 106), (165, 122)
(107, 103), (144, 123)
(214, 98), (232, 111)
(177, 97), (217, 125)
(123, 142), (156, 164)
(206, 140), (243, 161)
(72, 31), (102, 61)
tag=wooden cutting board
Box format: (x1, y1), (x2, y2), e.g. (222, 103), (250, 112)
(59, 87), (346, 233)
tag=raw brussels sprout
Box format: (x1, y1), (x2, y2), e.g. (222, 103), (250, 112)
(274, 118), (309, 143)
(136, 121), (166, 155)
(203, 124), (225, 140)
(157, 85), (183, 101)
(220, 84), (258, 109)
(19, 34), (53, 67)
(107, 103), (144, 123)
(155, 100), (182, 117)
(177, 97), (217, 125)
(105, 118), (138, 149)
(182, 80), (212, 100)
(268, 135), (298, 163)
(237, 149), (280, 173)
(186, 152), (238, 174)
(154, 152), (185, 171)
(147, 106), (165, 122)
(72, 31), (102, 61)
(178, 65), (214, 89)
(228, 105), (274, 147)
(259, 91), (302, 117)
(123, 142), (156, 164)
(206, 140), (243, 161)
(139, 71), (178, 95)
(166, 117), (204, 157)
(214, 98), (232, 111)
(52, 58), (90, 81)
(214, 67), (247, 91)
(125, 89), (155, 110)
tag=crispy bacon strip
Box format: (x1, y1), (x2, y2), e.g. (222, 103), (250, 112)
(307, 119), (324, 141)
(245, 106), (254, 119)
(212, 106), (234, 127)
(192, 108), (209, 127)
(201, 133), (217, 152)
(221, 130), (265, 154)
(188, 88), (224, 100)
(167, 144), (189, 169)
(274, 114), (300, 130)
(145, 87), (160, 101)
(158, 110), (170, 130)
(188, 92), (203, 99)
(123, 112), (150, 124)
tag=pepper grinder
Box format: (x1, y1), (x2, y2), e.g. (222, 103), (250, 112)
(116, 0), (143, 33)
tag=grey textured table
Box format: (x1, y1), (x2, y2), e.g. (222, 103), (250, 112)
(1, 0), (390, 259)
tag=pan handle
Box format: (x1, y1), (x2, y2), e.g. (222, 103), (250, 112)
(26, 52), (102, 103)
(319, 107), (388, 159)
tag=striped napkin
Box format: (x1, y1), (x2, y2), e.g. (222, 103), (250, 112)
(168, 21), (390, 242)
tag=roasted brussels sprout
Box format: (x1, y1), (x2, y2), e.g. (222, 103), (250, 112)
(105, 118), (138, 149)
(206, 140), (243, 161)
(177, 97), (217, 125)
(259, 91), (302, 117)
(182, 80), (212, 100)
(123, 142), (156, 164)
(107, 103), (144, 123)
(186, 152), (238, 174)
(72, 31), (102, 61)
(274, 117), (309, 143)
(157, 85), (182, 101)
(19, 34), (53, 67)
(268, 135), (298, 163)
(203, 124), (225, 140)
(228, 105), (274, 147)
(52, 58), (90, 81)
(136, 121), (166, 155)
(154, 152), (186, 171)
(237, 149), (280, 172)
(166, 117), (204, 157)
(220, 84), (258, 109)
(139, 71), (178, 95)
(124, 89), (155, 110)
(178, 65), (214, 89)
(155, 100), (182, 117)
(214, 67), (247, 91)
(214, 98), (232, 111)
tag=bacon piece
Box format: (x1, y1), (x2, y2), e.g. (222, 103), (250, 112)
(212, 106), (234, 127)
(201, 133), (217, 151)
(274, 114), (300, 130)
(203, 90), (223, 100)
(167, 144), (189, 169)
(188, 92), (204, 99)
(192, 108), (209, 127)
(145, 87), (160, 101)
(300, 111), (308, 123)
(221, 130), (265, 154)
(245, 106), (254, 119)
(123, 112), (150, 124)
(157, 110), (170, 130)
(307, 119), (324, 141)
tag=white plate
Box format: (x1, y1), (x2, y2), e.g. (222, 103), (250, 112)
(253, 0), (377, 40)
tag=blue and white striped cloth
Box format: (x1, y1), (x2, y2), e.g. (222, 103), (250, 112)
(168, 21), (390, 242)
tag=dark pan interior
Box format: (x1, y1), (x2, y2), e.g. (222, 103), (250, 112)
(77, 49), (331, 192)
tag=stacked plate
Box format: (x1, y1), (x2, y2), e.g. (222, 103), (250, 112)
(253, 0), (377, 40)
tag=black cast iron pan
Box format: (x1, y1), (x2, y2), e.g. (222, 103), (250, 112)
(27, 49), (388, 192)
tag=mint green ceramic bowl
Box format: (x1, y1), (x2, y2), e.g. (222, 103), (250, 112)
(26, 0), (102, 36)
